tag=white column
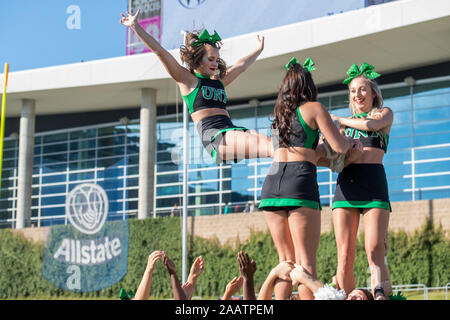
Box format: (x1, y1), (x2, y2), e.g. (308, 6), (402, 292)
(16, 99), (35, 229)
(138, 88), (157, 219)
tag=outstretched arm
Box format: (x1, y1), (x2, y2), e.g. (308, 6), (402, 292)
(133, 250), (164, 300)
(237, 251), (257, 300)
(257, 261), (293, 300)
(163, 254), (187, 300)
(221, 36), (264, 86)
(120, 9), (194, 86)
(290, 265), (324, 294)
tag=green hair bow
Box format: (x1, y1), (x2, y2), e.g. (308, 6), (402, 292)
(193, 29), (222, 46)
(342, 62), (380, 84)
(119, 288), (135, 300)
(389, 291), (407, 300)
(285, 57), (316, 72)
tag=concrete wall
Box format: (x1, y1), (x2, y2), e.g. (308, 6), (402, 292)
(13, 198), (450, 246)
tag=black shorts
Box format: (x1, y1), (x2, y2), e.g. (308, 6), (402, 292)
(259, 161), (321, 211)
(332, 163), (391, 212)
(196, 115), (248, 164)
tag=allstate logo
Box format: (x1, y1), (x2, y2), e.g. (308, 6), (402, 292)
(178, 0), (206, 9)
(66, 183), (108, 235)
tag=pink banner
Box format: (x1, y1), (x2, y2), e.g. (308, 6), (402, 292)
(126, 16), (161, 55)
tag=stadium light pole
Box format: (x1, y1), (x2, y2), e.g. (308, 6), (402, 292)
(181, 30), (189, 285)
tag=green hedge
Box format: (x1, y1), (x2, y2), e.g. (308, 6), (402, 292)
(0, 217), (448, 299)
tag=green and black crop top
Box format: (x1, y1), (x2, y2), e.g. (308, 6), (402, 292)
(181, 73), (227, 114)
(344, 112), (389, 153)
(272, 106), (319, 151)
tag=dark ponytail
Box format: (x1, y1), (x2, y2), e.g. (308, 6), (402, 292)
(272, 63), (318, 147)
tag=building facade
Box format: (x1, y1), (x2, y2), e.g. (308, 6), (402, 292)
(1, 0), (449, 228)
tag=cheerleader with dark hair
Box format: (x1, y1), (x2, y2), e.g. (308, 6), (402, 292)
(259, 57), (350, 300)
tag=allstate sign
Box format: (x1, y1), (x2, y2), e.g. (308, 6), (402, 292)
(42, 183), (128, 292)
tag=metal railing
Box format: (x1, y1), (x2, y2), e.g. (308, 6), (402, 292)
(403, 143), (450, 201)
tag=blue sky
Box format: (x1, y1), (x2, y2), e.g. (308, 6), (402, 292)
(0, 0), (370, 73)
(0, 0), (128, 72)
(0, 0), (369, 73)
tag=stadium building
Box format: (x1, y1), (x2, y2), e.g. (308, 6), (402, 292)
(1, 0), (449, 229)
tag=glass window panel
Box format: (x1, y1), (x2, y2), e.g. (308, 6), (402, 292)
(318, 96), (329, 109)
(69, 171), (95, 182)
(98, 126), (117, 137)
(157, 173), (181, 184)
(415, 175), (450, 189)
(43, 133), (68, 144)
(2, 159), (16, 169)
(42, 185), (66, 195)
(330, 95), (348, 110)
(126, 165), (139, 176)
(70, 139), (96, 151)
(413, 120), (450, 135)
(43, 143), (68, 154)
(389, 122), (411, 137)
(189, 181), (219, 193)
(414, 133), (450, 148)
(388, 136), (412, 150)
(4, 140), (17, 148)
(41, 206), (65, 217)
(414, 92), (450, 110)
(69, 160), (95, 170)
(415, 147), (450, 160)
(414, 105), (450, 123)
(43, 154), (67, 164)
(230, 193), (250, 204)
(230, 177), (251, 193)
(126, 178), (139, 187)
(415, 161), (450, 175)
(70, 149), (96, 161)
(384, 149), (411, 164)
(188, 194), (219, 205)
(41, 195), (65, 206)
(384, 96), (412, 112)
(97, 147), (125, 158)
(41, 174), (66, 184)
(96, 157), (124, 168)
(98, 135), (125, 147)
(70, 129), (97, 140)
(3, 149), (17, 159)
(414, 81), (450, 95)
(126, 144), (139, 155)
(33, 155), (41, 166)
(414, 189), (450, 201)
(156, 185), (182, 196)
(32, 187), (40, 196)
(126, 189), (138, 199)
(156, 197), (182, 209)
(384, 163), (410, 179)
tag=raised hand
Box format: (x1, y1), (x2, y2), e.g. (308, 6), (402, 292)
(237, 251), (256, 279)
(256, 35), (265, 53)
(163, 254), (177, 275)
(189, 256), (205, 280)
(120, 8), (141, 29)
(147, 250), (164, 272)
(222, 276), (243, 300)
